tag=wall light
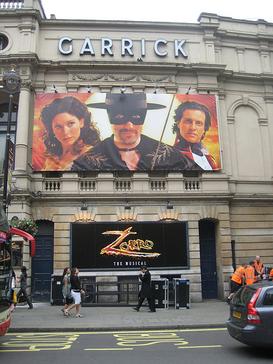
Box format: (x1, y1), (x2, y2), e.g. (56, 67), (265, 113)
(167, 201), (173, 210)
(186, 86), (191, 95)
(52, 84), (58, 93)
(80, 201), (88, 211)
(124, 201), (131, 210)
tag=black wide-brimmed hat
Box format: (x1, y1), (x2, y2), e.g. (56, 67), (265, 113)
(87, 93), (166, 111)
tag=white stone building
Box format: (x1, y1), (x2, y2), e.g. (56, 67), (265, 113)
(0, 0), (272, 303)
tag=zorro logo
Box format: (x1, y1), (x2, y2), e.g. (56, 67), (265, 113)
(100, 227), (160, 258)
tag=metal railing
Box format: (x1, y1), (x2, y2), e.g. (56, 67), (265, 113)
(80, 278), (169, 308)
(81, 280), (139, 306)
(51, 276), (178, 308)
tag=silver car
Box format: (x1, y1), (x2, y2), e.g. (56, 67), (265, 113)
(226, 280), (273, 347)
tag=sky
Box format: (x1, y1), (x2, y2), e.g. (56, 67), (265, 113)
(41, 0), (273, 23)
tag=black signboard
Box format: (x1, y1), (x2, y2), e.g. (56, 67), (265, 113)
(71, 221), (189, 270)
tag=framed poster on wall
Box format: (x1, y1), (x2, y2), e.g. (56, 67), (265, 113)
(71, 221), (189, 270)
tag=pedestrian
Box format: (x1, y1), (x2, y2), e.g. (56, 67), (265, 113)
(133, 266), (156, 312)
(16, 266), (33, 309)
(253, 255), (264, 279)
(61, 267), (72, 315)
(269, 268), (273, 280)
(227, 263), (247, 303)
(64, 267), (84, 318)
(9, 269), (17, 312)
(244, 261), (256, 285)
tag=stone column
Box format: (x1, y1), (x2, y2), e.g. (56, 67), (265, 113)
(14, 82), (31, 173)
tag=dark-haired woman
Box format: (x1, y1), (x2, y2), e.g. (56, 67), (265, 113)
(61, 267), (71, 315)
(40, 96), (100, 170)
(64, 267), (84, 318)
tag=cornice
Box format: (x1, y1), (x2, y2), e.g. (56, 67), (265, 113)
(39, 19), (200, 32)
(216, 29), (273, 42)
(221, 70), (273, 83)
(38, 61), (226, 75)
(0, 53), (40, 65)
(0, 8), (44, 23)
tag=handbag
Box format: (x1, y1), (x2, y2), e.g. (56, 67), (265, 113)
(66, 292), (74, 304)
(12, 290), (17, 304)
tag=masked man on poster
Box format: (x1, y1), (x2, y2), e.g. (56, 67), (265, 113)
(133, 266), (156, 312)
(173, 101), (218, 170)
(72, 93), (200, 171)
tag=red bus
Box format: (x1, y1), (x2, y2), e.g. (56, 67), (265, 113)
(0, 211), (35, 336)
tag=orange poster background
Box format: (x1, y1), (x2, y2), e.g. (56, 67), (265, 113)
(173, 94), (221, 169)
(32, 93), (91, 171)
(32, 93), (221, 171)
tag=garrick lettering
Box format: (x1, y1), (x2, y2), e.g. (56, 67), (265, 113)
(58, 37), (188, 58)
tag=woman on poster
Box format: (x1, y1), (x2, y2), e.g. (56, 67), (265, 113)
(39, 96), (100, 170)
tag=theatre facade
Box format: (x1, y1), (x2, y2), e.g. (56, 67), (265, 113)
(0, 0), (273, 302)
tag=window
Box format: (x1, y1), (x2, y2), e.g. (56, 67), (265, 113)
(0, 34), (8, 51)
(233, 286), (256, 306)
(263, 288), (273, 306)
(42, 171), (63, 178)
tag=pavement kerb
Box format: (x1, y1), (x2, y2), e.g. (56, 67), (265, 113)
(8, 323), (227, 333)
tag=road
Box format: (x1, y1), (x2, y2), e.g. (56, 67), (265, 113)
(1, 328), (273, 363)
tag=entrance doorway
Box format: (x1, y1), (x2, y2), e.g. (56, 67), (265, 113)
(31, 220), (54, 302)
(199, 219), (218, 299)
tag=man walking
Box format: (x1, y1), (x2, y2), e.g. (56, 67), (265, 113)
(134, 266), (156, 312)
(17, 266), (33, 309)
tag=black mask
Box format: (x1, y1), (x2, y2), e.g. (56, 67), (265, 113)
(109, 110), (146, 125)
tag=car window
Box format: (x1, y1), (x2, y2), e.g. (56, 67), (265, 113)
(263, 288), (273, 306)
(232, 286), (256, 306)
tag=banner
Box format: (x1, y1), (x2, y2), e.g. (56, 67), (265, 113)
(71, 221), (189, 270)
(32, 93), (221, 172)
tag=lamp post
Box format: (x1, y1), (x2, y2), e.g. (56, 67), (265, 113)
(2, 65), (21, 213)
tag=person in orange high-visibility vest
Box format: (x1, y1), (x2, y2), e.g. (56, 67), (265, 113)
(254, 255), (264, 278)
(269, 268), (273, 280)
(227, 263), (247, 302)
(245, 261), (256, 285)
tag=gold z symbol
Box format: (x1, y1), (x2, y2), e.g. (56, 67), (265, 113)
(100, 227), (160, 258)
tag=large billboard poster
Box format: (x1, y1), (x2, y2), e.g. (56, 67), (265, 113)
(32, 93), (221, 172)
(71, 221), (189, 270)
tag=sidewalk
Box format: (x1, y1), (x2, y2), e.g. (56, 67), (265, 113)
(9, 300), (230, 332)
